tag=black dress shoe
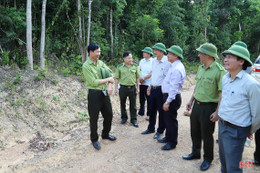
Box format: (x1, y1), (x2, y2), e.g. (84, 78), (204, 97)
(161, 143), (176, 150)
(157, 137), (167, 143)
(121, 119), (127, 124)
(131, 122), (139, 128)
(182, 153), (200, 160)
(138, 109), (144, 116)
(102, 135), (117, 141)
(153, 132), (162, 139)
(92, 141), (101, 150)
(200, 160), (211, 171)
(141, 129), (155, 135)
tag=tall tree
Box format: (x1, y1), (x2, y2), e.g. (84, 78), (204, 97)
(26, 0), (33, 70)
(86, 0), (93, 60)
(40, 0), (47, 69)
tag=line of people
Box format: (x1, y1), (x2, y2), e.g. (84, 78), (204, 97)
(82, 42), (260, 172)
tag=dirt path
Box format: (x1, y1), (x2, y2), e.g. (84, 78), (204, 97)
(0, 76), (259, 173)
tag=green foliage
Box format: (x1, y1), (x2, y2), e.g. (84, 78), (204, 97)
(78, 112), (89, 122)
(13, 72), (22, 85)
(0, 51), (10, 65)
(34, 68), (48, 81)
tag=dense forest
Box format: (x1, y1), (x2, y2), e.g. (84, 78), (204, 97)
(0, 0), (260, 74)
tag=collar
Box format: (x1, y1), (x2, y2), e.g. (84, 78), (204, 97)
(228, 70), (244, 82)
(202, 61), (216, 70)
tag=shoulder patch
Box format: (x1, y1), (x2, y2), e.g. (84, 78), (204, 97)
(216, 62), (224, 71)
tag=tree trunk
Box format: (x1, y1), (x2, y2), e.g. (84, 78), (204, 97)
(14, 0), (17, 8)
(40, 0), (47, 69)
(26, 0), (33, 70)
(110, 7), (114, 59)
(86, 0), (93, 59)
(77, 0), (85, 62)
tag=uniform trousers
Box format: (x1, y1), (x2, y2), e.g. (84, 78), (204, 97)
(218, 120), (251, 173)
(255, 128), (260, 163)
(88, 89), (113, 142)
(190, 100), (217, 162)
(163, 94), (181, 146)
(148, 87), (165, 133)
(139, 85), (151, 116)
(119, 85), (137, 122)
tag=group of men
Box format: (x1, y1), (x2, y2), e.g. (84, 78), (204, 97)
(82, 41), (260, 172)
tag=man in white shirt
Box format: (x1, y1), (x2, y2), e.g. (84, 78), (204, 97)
(138, 47), (153, 118)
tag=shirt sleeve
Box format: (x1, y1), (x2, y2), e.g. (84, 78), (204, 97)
(114, 67), (120, 79)
(136, 66), (141, 78)
(217, 70), (227, 91)
(167, 69), (182, 103)
(249, 82), (260, 133)
(102, 62), (113, 77)
(82, 63), (99, 87)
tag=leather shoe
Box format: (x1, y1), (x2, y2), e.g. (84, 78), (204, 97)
(182, 153), (200, 160)
(131, 122), (139, 128)
(102, 135), (117, 141)
(157, 137), (167, 143)
(92, 141), (101, 150)
(161, 143), (176, 150)
(141, 129), (155, 135)
(153, 132), (162, 139)
(200, 160), (211, 171)
(138, 109), (144, 116)
(121, 119), (127, 124)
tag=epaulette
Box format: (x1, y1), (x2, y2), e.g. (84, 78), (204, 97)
(216, 62), (225, 71)
(117, 63), (124, 68)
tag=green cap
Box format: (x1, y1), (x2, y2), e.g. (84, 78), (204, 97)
(101, 68), (111, 78)
(196, 43), (219, 60)
(142, 47), (154, 56)
(232, 41), (247, 49)
(222, 44), (252, 66)
(166, 45), (184, 59)
(152, 43), (167, 53)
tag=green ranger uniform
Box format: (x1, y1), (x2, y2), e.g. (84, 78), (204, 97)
(191, 61), (226, 162)
(115, 63), (141, 123)
(82, 58), (113, 143)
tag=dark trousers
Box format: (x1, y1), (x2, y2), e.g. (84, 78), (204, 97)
(190, 100), (217, 162)
(255, 128), (260, 162)
(163, 94), (181, 146)
(119, 85), (137, 122)
(218, 121), (251, 173)
(148, 87), (165, 133)
(139, 85), (151, 116)
(88, 89), (113, 142)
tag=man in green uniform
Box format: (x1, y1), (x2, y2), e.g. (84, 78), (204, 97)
(82, 43), (117, 150)
(182, 43), (226, 171)
(115, 51), (141, 127)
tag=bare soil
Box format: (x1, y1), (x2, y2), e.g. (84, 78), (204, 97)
(0, 67), (259, 173)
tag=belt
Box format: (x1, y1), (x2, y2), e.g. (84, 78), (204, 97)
(196, 100), (216, 105)
(88, 89), (102, 92)
(151, 86), (161, 89)
(163, 93), (168, 97)
(219, 118), (238, 129)
(121, 85), (135, 88)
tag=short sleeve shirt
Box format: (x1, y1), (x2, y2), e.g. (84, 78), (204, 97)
(194, 61), (226, 103)
(115, 63), (141, 86)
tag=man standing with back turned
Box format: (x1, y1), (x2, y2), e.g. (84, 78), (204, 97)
(182, 43), (226, 171)
(82, 43), (117, 150)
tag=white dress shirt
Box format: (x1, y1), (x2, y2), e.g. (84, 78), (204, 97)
(151, 55), (171, 86)
(139, 57), (154, 86)
(162, 60), (186, 102)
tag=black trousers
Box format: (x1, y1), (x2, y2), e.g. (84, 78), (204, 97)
(190, 100), (217, 162)
(255, 128), (260, 162)
(148, 87), (165, 133)
(119, 85), (137, 122)
(139, 85), (151, 116)
(88, 89), (113, 142)
(163, 94), (181, 146)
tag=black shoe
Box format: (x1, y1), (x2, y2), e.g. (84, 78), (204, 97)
(253, 160), (260, 166)
(200, 160), (211, 171)
(131, 122), (139, 128)
(182, 153), (200, 160)
(102, 135), (117, 141)
(138, 109), (144, 116)
(161, 143), (176, 150)
(157, 137), (167, 143)
(121, 119), (127, 124)
(92, 141), (101, 150)
(141, 129), (155, 135)
(153, 132), (162, 139)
